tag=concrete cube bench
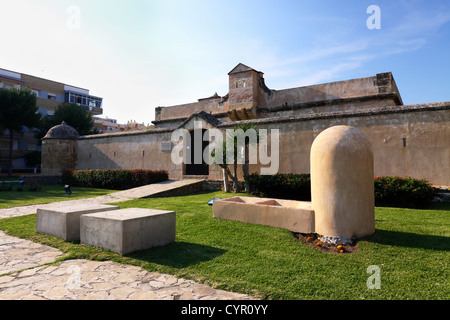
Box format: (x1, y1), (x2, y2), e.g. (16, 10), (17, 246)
(80, 208), (176, 255)
(36, 204), (120, 241)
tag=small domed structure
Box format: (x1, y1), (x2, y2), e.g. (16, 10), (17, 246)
(41, 121), (79, 175)
(43, 121), (79, 140)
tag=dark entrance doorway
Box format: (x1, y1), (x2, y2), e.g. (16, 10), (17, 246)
(185, 129), (209, 176)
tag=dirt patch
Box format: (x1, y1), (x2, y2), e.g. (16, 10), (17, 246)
(293, 232), (359, 254)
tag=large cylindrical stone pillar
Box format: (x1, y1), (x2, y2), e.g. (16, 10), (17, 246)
(310, 126), (375, 242)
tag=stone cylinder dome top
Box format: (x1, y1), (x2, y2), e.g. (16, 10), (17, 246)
(42, 121), (80, 140)
(310, 125), (374, 240)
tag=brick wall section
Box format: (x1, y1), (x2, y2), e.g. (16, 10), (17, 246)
(228, 70), (260, 110)
(36, 98), (62, 113)
(20, 74), (65, 94)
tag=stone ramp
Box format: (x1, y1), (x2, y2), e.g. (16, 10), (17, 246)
(0, 179), (205, 219)
(109, 179), (205, 199)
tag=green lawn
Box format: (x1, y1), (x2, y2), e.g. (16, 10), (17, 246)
(0, 184), (115, 209)
(0, 190), (448, 300)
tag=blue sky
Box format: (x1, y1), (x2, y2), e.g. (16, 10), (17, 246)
(1, 0), (449, 124)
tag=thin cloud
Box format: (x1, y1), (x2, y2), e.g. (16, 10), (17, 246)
(296, 62), (364, 87)
(264, 5), (450, 88)
(392, 9), (450, 35)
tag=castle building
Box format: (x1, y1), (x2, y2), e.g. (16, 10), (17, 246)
(154, 63), (403, 127)
(41, 63), (450, 186)
(0, 68), (103, 173)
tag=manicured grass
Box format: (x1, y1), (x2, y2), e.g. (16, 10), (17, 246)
(0, 184), (115, 209)
(0, 190), (448, 300)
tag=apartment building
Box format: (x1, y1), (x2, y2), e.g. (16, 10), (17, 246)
(0, 68), (103, 173)
(93, 117), (124, 133)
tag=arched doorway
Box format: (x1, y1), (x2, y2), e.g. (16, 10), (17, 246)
(185, 129), (209, 176)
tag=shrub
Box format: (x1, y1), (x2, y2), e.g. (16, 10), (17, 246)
(246, 173), (436, 208)
(63, 169), (169, 190)
(245, 173), (311, 201)
(0, 182), (13, 192)
(27, 183), (43, 192)
(374, 176), (436, 208)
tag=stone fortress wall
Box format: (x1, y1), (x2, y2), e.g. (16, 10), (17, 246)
(41, 64), (450, 187)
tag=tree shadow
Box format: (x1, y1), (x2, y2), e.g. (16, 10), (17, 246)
(376, 202), (450, 211)
(126, 241), (227, 269)
(364, 229), (450, 252)
(422, 202), (450, 211)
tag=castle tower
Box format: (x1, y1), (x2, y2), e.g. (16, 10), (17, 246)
(41, 121), (79, 175)
(227, 63), (263, 120)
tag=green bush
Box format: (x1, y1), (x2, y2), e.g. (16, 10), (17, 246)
(63, 169), (169, 190)
(246, 173), (436, 208)
(245, 173), (311, 201)
(0, 182), (14, 192)
(374, 176), (436, 208)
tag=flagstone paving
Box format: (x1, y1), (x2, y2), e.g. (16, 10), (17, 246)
(0, 254), (253, 300)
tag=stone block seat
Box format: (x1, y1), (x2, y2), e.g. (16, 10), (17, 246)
(80, 208), (176, 255)
(36, 204), (120, 241)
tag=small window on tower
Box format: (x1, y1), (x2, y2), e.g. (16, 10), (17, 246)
(243, 81), (246, 88)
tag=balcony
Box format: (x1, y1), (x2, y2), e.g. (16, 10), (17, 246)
(64, 91), (103, 115)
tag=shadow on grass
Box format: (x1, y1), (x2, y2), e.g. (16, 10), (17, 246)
(365, 229), (450, 252)
(423, 202), (450, 211)
(126, 241), (227, 269)
(375, 202), (450, 211)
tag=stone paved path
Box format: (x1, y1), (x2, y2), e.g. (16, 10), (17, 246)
(0, 231), (64, 276)
(0, 254), (252, 300)
(0, 181), (256, 300)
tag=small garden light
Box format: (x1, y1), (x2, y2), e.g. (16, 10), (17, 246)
(207, 198), (221, 205)
(208, 198), (221, 206)
(64, 184), (72, 195)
